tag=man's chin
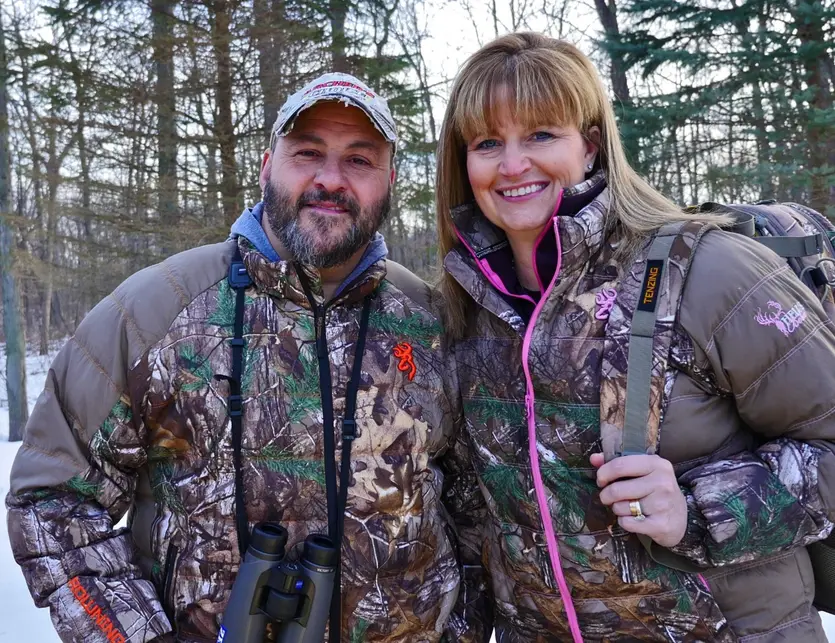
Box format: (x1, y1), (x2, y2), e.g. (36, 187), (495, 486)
(290, 237), (364, 268)
(302, 205), (352, 218)
(300, 208), (352, 225)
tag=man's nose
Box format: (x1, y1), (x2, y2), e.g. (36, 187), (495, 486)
(314, 155), (348, 193)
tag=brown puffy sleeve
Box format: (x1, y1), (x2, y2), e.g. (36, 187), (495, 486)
(665, 230), (835, 567)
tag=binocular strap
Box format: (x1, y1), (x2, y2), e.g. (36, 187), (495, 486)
(296, 267), (374, 643)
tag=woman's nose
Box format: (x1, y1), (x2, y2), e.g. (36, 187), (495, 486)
(499, 144), (531, 177)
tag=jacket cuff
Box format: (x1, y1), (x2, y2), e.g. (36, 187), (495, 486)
(665, 487), (711, 565)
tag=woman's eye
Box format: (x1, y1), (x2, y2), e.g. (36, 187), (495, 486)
(474, 139), (499, 150)
(532, 131), (555, 142)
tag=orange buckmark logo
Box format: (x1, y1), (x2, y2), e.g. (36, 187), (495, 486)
(67, 576), (126, 643)
(392, 342), (416, 381)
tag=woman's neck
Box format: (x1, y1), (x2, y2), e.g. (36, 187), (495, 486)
(508, 233), (541, 291)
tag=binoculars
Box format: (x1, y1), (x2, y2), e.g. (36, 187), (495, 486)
(216, 522), (337, 643)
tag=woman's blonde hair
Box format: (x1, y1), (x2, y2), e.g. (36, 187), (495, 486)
(436, 32), (726, 337)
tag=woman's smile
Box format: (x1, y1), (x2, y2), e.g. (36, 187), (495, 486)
(495, 181), (549, 200)
(465, 107), (598, 239)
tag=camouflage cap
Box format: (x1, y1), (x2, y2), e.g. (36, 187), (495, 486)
(271, 73), (397, 148)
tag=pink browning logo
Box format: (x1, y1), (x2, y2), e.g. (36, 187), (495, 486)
(754, 300), (807, 336)
(595, 289), (617, 320)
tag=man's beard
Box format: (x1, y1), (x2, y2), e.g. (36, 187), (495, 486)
(263, 182), (391, 269)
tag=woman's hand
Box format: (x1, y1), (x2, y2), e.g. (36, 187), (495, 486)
(591, 453), (687, 548)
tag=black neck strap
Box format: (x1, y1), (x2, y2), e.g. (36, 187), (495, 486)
(331, 294), (372, 642)
(220, 248), (253, 559)
(275, 267), (373, 643)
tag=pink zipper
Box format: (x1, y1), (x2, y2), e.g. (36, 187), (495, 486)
(454, 195), (583, 642)
(520, 213), (584, 643)
(453, 229), (536, 305)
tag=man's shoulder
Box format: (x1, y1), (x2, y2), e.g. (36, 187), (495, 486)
(80, 241), (236, 360)
(114, 241), (236, 309)
(383, 260), (434, 313)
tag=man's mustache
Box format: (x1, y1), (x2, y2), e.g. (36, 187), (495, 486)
(297, 189), (360, 217)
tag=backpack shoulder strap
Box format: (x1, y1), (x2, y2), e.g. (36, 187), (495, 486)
(601, 221), (713, 462)
(689, 201), (825, 259)
(620, 223), (685, 457)
(601, 220), (714, 573)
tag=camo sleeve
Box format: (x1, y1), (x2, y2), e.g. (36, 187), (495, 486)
(439, 343), (494, 642)
(667, 231), (835, 567)
(5, 266), (181, 642)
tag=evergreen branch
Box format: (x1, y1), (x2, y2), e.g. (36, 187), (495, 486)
(481, 463), (529, 520)
(350, 618), (370, 643)
(562, 536), (590, 568)
(99, 397), (133, 439)
(207, 280), (237, 331)
(179, 343), (215, 393)
(251, 446), (325, 486)
(464, 384), (524, 425)
(369, 309), (440, 348)
(540, 459), (597, 533)
(150, 459), (186, 514)
(717, 476), (798, 562)
(241, 344), (262, 394)
(285, 350), (321, 423)
(63, 474), (100, 499)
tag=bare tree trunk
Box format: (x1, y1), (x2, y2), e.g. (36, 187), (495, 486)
(40, 145), (59, 356)
(0, 11), (29, 440)
(330, 0), (349, 72)
(208, 0), (239, 227)
(253, 0), (284, 142)
(593, 0), (630, 105)
(488, 0), (500, 37)
(825, 52), (835, 209)
(153, 0), (179, 254)
(67, 40), (96, 313)
(795, 0), (834, 214)
(593, 0), (635, 165)
(37, 79), (75, 355)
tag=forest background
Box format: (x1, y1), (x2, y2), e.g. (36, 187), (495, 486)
(0, 0), (833, 438)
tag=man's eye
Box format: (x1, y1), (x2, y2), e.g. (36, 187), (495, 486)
(297, 149), (320, 157)
(349, 157), (371, 166)
(474, 139), (499, 150)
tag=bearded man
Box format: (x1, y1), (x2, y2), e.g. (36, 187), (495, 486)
(7, 74), (492, 643)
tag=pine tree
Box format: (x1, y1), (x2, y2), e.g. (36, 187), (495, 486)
(608, 0), (835, 212)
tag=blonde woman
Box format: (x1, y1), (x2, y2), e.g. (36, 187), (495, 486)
(436, 32), (835, 642)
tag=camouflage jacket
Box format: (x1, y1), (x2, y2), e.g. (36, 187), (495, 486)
(444, 178), (835, 642)
(6, 237), (491, 643)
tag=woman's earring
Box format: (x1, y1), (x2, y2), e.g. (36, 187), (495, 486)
(587, 163), (594, 171)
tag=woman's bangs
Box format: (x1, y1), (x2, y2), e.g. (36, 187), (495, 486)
(453, 59), (584, 142)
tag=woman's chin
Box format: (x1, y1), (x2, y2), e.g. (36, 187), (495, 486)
(499, 217), (554, 241)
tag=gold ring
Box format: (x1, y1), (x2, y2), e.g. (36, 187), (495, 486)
(629, 499), (646, 521)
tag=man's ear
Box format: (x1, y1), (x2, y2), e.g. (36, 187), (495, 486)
(259, 149), (272, 191)
(389, 166), (396, 186)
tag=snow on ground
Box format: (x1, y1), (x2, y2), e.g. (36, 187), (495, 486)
(1, 340), (64, 642)
(1, 340), (835, 641)
(0, 340), (62, 442)
(0, 441), (60, 641)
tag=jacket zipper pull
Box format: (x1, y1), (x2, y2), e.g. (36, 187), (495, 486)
(315, 304), (328, 359)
